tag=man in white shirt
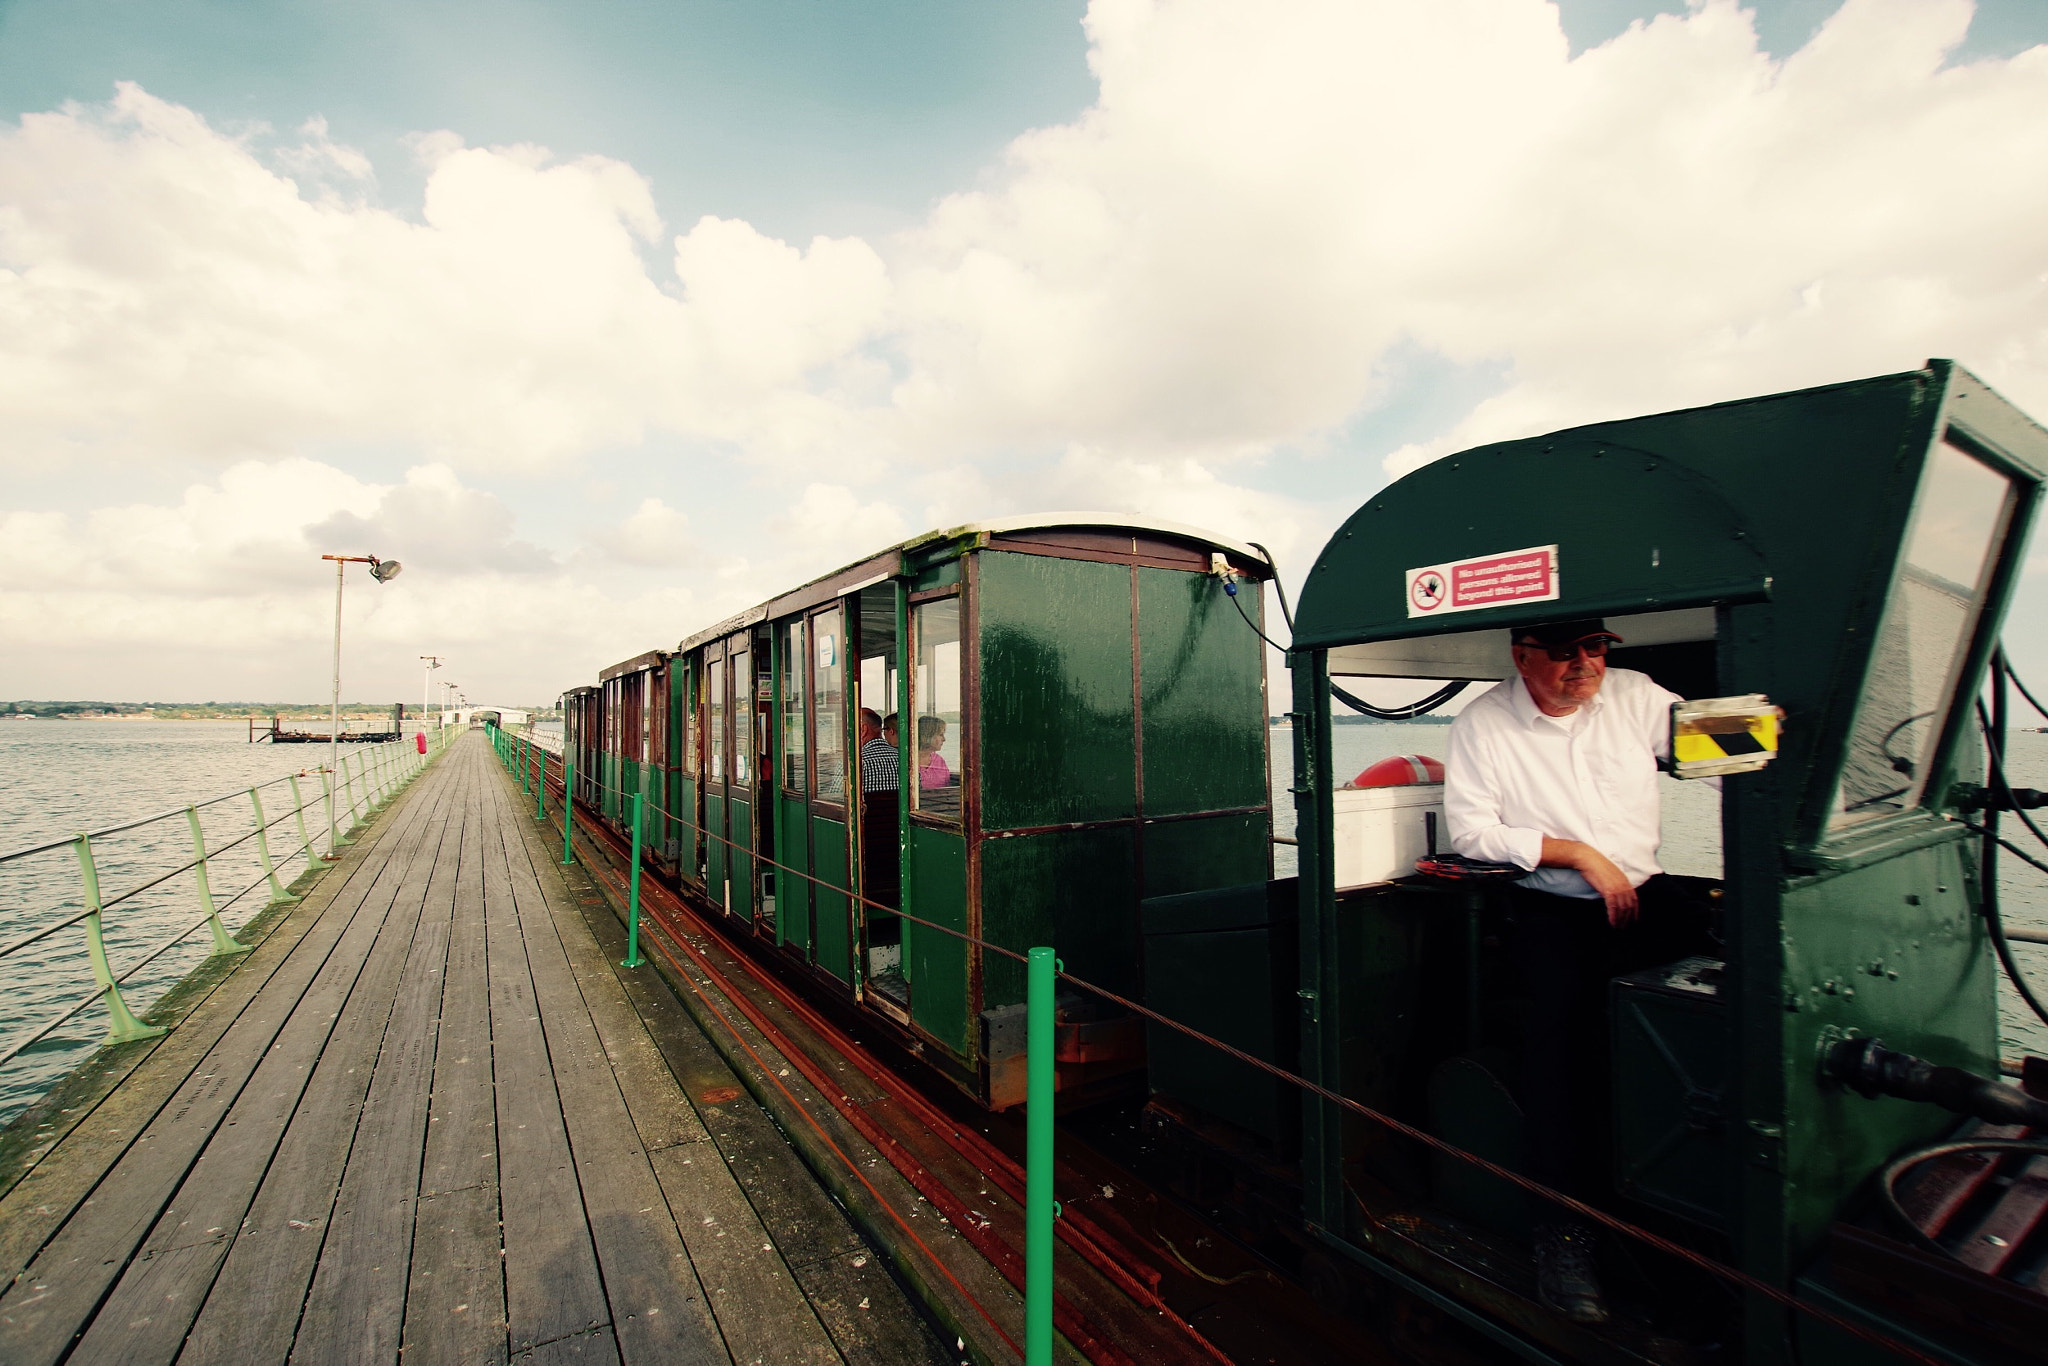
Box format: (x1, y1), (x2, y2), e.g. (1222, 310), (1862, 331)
(1444, 618), (1716, 1325)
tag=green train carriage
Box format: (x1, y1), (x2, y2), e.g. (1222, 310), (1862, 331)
(611, 517), (1278, 1106)
(1252, 360), (2047, 1363)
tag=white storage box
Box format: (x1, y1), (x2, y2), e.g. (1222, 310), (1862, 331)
(1332, 784), (1444, 889)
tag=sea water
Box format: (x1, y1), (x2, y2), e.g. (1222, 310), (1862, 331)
(0, 718), (2043, 1129)
(0, 720), (400, 1126)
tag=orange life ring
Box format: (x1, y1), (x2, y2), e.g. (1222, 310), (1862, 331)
(1351, 754), (1444, 788)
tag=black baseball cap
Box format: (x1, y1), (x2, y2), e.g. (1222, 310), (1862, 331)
(1513, 618), (1623, 648)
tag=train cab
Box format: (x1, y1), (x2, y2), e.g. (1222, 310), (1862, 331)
(659, 517), (1276, 1105)
(594, 651), (675, 873)
(1159, 362), (2047, 1363)
(562, 685), (601, 811)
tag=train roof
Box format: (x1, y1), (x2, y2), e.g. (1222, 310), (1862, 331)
(598, 648), (669, 683)
(672, 512), (1272, 655)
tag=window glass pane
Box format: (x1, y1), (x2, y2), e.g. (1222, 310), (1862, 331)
(911, 598), (963, 822)
(708, 652), (725, 782)
(1832, 440), (2011, 827)
(732, 648), (752, 788)
(858, 588), (900, 797)
(681, 662), (699, 778)
(812, 607), (847, 804)
(781, 621), (807, 793)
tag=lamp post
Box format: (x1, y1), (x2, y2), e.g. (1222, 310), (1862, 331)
(321, 554), (402, 858)
(420, 655), (443, 738)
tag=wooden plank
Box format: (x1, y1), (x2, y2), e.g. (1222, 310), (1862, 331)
(480, 775), (612, 1356)
(491, 779), (729, 1366)
(0, 761), (459, 1366)
(515, 1324), (621, 1364)
(174, 756), (466, 1365)
(292, 755), (467, 1365)
(0, 788), (424, 1289)
(403, 770), (510, 1366)
(790, 1246), (957, 1366)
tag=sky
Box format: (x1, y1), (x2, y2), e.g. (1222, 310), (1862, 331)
(2, 0), (2047, 709)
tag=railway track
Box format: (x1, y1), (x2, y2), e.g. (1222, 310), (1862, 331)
(561, 796), (1401, 1365)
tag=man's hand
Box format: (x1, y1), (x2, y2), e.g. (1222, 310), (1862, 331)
(1540, 837), (1639, 926)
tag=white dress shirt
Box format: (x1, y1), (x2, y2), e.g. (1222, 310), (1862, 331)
(1443, 668), (1679, 898)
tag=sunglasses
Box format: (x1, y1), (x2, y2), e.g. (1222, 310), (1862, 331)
(1515, 638), (1612, 663)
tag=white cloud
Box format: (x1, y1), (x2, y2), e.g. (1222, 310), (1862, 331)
(7, 0), (2048, 698)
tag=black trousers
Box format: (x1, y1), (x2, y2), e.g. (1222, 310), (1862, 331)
(1508, 874), (1718, 1209)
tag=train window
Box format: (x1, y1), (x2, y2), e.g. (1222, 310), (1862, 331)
(732, 647), (752, 788)
(708, 651), (726, 783)
(813, 605), (847, 805)
(680, 660), (699, 779)
(781, 620), (807, 794)
(1831, 439), (2013, 828)
(911, 597), (963, 823)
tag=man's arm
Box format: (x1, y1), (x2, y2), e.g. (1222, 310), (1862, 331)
(1443, 716), (1543, 870)
(1538, 837), (1638, 925)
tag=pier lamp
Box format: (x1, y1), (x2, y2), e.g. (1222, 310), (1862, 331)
(320, 554), (402, 858)
(420, 655), (443, 734)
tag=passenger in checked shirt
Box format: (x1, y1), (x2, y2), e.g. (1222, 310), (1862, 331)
(1443, 618), (1726, 1327)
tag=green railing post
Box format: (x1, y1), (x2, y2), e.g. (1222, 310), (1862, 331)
(534, 748), (545, 820)
(621, 790), (645, 968)
(520, 734), (531, 795)
(322, 766), (341, 859)
(249, 786), (298, 905)
(561, 756), (577, 866)
(289, 774), (316, 865)
(187, 806), (251, 957)
(1027, 944), (1058, 1366)
(337, 754), (359, 842)
(72, 834), (166, 1044)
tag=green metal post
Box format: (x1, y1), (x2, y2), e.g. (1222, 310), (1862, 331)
(72, 834), (166, 1043)
(322, 765), (340, 859)
(622, 791), (645, 968)
(289, 774), (315, 865)
(1026, 944), (1058, 1366)
(562, 756), (577, 866)
(534, 748), (545, 820)
(187, 806), (251, 957)
(338, 754), (359, 840)
(520, 734), (530, 794)
(249, 787), (298, 905)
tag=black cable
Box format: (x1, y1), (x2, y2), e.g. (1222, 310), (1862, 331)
(2004, 649), (2048, 723)
(1881, 1140), (2048, 1258)
(1225, 553), (1470, 720)
(1976, 689), (2048, 1028)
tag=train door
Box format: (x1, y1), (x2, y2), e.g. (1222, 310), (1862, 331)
(602, 676), (622, 824)
(705, 639), (729, 912)
(808, 602), (854, 984)
(673, 655), (701, 886)
(906, 589), (970, 1054)
(646, 661), (670, 872)
(728, 635), (758, 924)
(855, 584), (907, 1016)
(774, 617), (811, 954)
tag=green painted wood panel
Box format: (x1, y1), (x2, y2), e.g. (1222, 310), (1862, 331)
(812, 816), (852, 984)
(976, 552), (1136, 831)
(706, 792), (728, 911)
(907, 823), (969, 1056)
(1141, 813), (1268, 899)
(1137, 566), (1267, 817)
(729, 796), (755, 923)
(978, 826), (1138, 1012)
(777, 793), (811, 950)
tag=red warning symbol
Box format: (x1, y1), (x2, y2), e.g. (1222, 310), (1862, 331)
(1410, 570), (1447, 612)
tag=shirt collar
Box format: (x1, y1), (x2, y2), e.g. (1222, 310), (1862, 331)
(1507, 673), (1606, 729)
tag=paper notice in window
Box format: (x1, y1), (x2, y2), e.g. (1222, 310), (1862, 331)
(1405, 545), (1559, 618)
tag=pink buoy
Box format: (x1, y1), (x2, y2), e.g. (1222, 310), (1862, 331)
(1351, 754), (1443, 788)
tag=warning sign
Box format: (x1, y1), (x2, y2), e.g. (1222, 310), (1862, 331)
(1404, 544), (1559, 618)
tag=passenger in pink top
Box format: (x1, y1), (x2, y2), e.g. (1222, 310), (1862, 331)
(916, 715), (951, 788)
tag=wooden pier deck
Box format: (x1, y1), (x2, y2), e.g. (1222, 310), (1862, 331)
(0, 733), (950, 1366)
